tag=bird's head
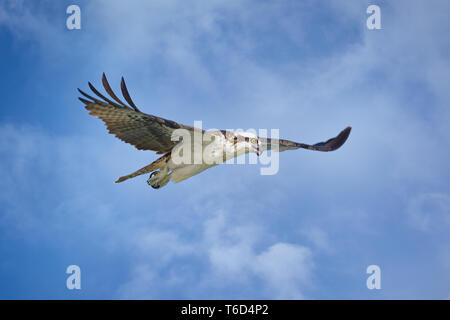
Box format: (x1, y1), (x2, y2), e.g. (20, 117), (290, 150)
(236, 132), (261, 156)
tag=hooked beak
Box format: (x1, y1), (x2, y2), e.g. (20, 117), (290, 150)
(254, 146), (261, 156)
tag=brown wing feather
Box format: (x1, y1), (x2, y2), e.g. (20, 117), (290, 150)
(262, 126), (351, 152)
(79, 74), (196, 153)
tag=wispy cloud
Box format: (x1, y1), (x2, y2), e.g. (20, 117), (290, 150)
(1, 0), (450, 299)
(407, 193), (450, 232)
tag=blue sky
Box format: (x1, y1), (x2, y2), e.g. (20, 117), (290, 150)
(0, 0), (449, 299)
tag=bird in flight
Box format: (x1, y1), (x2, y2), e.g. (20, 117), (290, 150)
(79, 74), (351, 189)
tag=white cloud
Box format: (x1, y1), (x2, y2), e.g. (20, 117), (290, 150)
(203, 212), (314, 299)
(253, 243), (313, 299)
(115, 207), (315, 299)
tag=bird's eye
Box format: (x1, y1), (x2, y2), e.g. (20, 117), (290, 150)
(251, 138), (257, 144)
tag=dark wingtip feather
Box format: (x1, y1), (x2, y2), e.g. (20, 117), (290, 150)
(88, 81), (124, 108)
(78, 87), (107, 105)
(120, 76), (141, 112)
(313, 126), (351, 151)
(78, 97), (92, 105)
(333, 126), (351, 150)
(78, 74), (142, 112)
(102, 73), (128, 108)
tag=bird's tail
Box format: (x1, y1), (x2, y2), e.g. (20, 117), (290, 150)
(115, 152), (170, 183)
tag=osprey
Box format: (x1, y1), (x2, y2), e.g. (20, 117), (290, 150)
(79, 74), (351, 189)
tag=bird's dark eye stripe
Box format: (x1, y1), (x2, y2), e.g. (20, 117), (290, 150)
(245, 137), (249, 142)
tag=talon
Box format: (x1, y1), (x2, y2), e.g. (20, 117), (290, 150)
(147, 171), (162, 189)
(147, 169), (169, 189)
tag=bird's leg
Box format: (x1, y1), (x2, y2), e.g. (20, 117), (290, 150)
(157, 172), (171, 189)
(147, 167), (170, 189)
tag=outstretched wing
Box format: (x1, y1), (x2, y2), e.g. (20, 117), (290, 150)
(261, 126), (351, 152)
(79, 73), (196, 154)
